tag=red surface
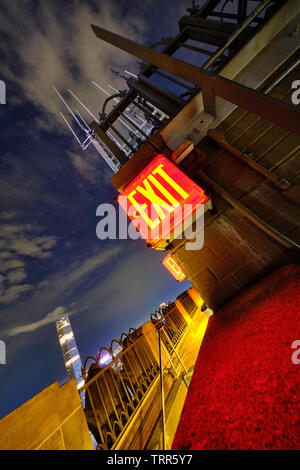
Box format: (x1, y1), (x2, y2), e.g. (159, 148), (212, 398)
(172, 265), (300, 450)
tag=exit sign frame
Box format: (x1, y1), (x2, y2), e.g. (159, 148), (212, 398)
(118, 154), (212, 250)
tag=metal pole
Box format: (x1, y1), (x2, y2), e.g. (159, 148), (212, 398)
(158, 327), (166, 450)
(131, 99), (161, 123)
(109, 124), (137, 152)
(161, 327), (188, 374)
(160, 339), (178, 376)
(91, 121), (129, 165)
(121, 113), (148, 139)
(197, 169), (300, 251)
(263, 57), (300, 95)
(152, 69), (195, 91)
(202, 0), (272, 70)
(207, 129), (291, 190)
(91, 138), (119, 173)
(68, 89), (99, 123)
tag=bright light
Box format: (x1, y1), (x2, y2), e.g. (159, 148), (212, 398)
(99, 352), (112, 366)
(162, 254), (186, 281)
(118, 154), (210, 249)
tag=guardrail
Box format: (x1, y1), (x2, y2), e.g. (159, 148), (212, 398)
(150, 302), (188, 353)
(81, 302), (188, 449)
(80, 329), (159, 449)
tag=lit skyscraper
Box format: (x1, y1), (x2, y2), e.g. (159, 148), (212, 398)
(56, 315), (85, 405)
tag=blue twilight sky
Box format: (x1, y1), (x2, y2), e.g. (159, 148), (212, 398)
(0, 0), (197, 418)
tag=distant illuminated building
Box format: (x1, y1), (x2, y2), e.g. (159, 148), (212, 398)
(56, 315), (85, 405)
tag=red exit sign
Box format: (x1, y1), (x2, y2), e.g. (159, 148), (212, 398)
(118, 155), (210, 249)
(162, 254), (186, 282)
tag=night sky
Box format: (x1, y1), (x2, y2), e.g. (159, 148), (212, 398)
(0, 0), (196, 418)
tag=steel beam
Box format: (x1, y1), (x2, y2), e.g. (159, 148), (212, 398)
(129, 77), (182, 116)
(109, 124), (136, 153)
(91, 122), (129, 165)
(195, 0), (222, 18)
(91, 24), (300, 136)
(202, 0), (272, 71)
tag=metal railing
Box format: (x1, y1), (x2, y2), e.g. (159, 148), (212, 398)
(80, 329), (159, 450)
(151, 302), (188, 354)
(80, 301), (189, 449)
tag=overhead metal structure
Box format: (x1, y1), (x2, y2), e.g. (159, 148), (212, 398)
(91, 4), (299, 136)
(88, 0), (300, 167)
(55, 0), (297, 171)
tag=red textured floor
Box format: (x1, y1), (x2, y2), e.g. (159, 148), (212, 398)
(172, 265), (300, 450)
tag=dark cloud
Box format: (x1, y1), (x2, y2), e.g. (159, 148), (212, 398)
(0, 0), (193, 418)
(0, 1), (147, 131)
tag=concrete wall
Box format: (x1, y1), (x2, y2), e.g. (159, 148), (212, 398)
(170, 59), (300, 310)
(171, 139), (299, 309)
(0, 379), (93, 450)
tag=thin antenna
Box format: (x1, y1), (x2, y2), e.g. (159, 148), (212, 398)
(124, 70), (138, 79)
(92, 81), (110, 97)
(108, 84), (119, 94)
(68, 89), (99, 123)
(76, 110), (91, 131)
(91, 138), (119, 173)
(54, 86), (121, 173)
(110, 68), (127, 80)
(108, 83), (159, 117)
(53, 86), (83, 129)
(60, 112), (82, 145)
(92, 81), (121, 107)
